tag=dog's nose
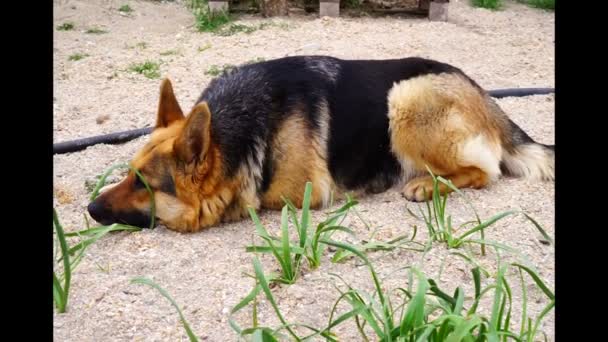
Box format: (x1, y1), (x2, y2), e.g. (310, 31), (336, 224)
(87, 201), (111, 224)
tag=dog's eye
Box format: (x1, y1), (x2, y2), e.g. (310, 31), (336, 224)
(133, 175), (146, 190)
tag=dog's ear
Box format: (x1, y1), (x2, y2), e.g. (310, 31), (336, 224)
(156, 78), (185, 128)
(173, 102), (212, 163)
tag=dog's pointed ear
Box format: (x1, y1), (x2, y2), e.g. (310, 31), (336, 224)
(156, 78), (185, 128)
(174, 102), (212, 163)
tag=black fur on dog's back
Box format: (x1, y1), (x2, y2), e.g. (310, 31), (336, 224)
(197, 56), (478, 194)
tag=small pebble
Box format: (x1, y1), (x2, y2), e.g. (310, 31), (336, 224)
(96, 114), (111, 124)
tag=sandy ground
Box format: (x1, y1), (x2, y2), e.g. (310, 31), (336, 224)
(53, 0), (554, 340)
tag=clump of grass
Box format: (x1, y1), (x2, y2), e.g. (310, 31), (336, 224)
(227, 178), (554, 340)
(68, 53), (89, 61)
(215, 23), (257, 36)
(518, 0), (554, 10)
(246, 57), (266, 64)
(135, 42), (147, 49)
(331, 226), (427, 263)
(409, 168), (552, 255)
(118, 4), (133, 13)
(85, 27), (108, 34)
(128, 61), (161, 79)
(195, 8), (232, 33)
(229, 257), (338, 341)
(160, 49), (179, 56)
(247, 205), (302, 284)
(343, 0), (362, 9)
(323, 250), (554, 341)
(246, 182), (360, 284)
(197, 43), (212, 52)
(53, 209), (142, 313)
(188, 0), (207, 10)
(215, 22), (290, 37)
(204, 58), (265, 77)
(131, 277), (199, 341)
(204, 64), (237, 76)
(231, 244), (554, 341)
(471, 0), (502, 10)
(57, 22), (75, 31)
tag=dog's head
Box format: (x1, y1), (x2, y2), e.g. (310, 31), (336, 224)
(87, 79), (232, 232)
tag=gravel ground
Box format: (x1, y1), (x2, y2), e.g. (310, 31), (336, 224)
(53, 0), (554, 340)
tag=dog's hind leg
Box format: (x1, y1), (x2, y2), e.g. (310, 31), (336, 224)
(387, 73), (505, 201)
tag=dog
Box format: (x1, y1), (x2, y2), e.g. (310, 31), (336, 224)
(87, 56), (554, 232)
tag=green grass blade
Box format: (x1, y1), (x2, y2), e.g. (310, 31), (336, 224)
(501, 277), (513, 336)
(252, 328), (279, 342)
(130, 166), (156, 229)
(231, 284), (262, 314)
(455, 211), (517, 241)
(248, 207), (272, 239)
(468, 267), (483, 315)
(450, 252), (491, 277)
(428, 279), (456, 309)
(400, 269), (429, 336)
(318, 225), (357, 236)
(228, 318), (243, 335)
(511, 263), (554, 300)
(63, 224), (142, 260)
(280, 206), (293, 281)
(131, 277), (199, 342)
(245, 245), (305, 254)
(321, 239), (393, 338)
(523, 213), (553, 245)
(252, 257), (300, 341)
(461, 239), (518, 254)
(415, 325), (437, 342)
(248, 207), (291, 280)
(52, 273), (65, 312)
(282, 196), (301, 227)
(348, 294), (385, 338)
(453, 287), (465, 314)
(518, 269), (528, 337)
(489, 264), (508, 339)
(64, 224), (141, 237)
(321, 239), (369, 264)
(53, 209), (71, 313)
(529, 300), (554, 342)
(327, 306), (367, 332)
(436, 176), (481, 222)
(90, 163), (156, 229)
(445, 316), (483, 342)
(89, 163), (128, 201)
(326, 196), (359, 215)
(300, 182), (312, 247)
(275, 323), (338, 342)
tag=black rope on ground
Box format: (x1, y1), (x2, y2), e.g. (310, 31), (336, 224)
(487, 87), (555, 98)
(53, 127), (154, 155)
(53, 87), (554, 155)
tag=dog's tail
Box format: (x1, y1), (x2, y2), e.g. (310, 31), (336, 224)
(500, 119), (554, 181)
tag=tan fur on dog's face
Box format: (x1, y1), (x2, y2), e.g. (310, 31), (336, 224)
(88, 79), (234, 232)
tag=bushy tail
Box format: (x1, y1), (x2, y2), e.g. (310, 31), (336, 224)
(500, 120), (554, 181)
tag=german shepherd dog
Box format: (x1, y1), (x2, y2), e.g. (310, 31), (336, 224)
(87, 56), (554, 233)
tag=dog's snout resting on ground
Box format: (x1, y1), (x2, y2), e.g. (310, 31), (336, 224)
(87, 56), (554, 232)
